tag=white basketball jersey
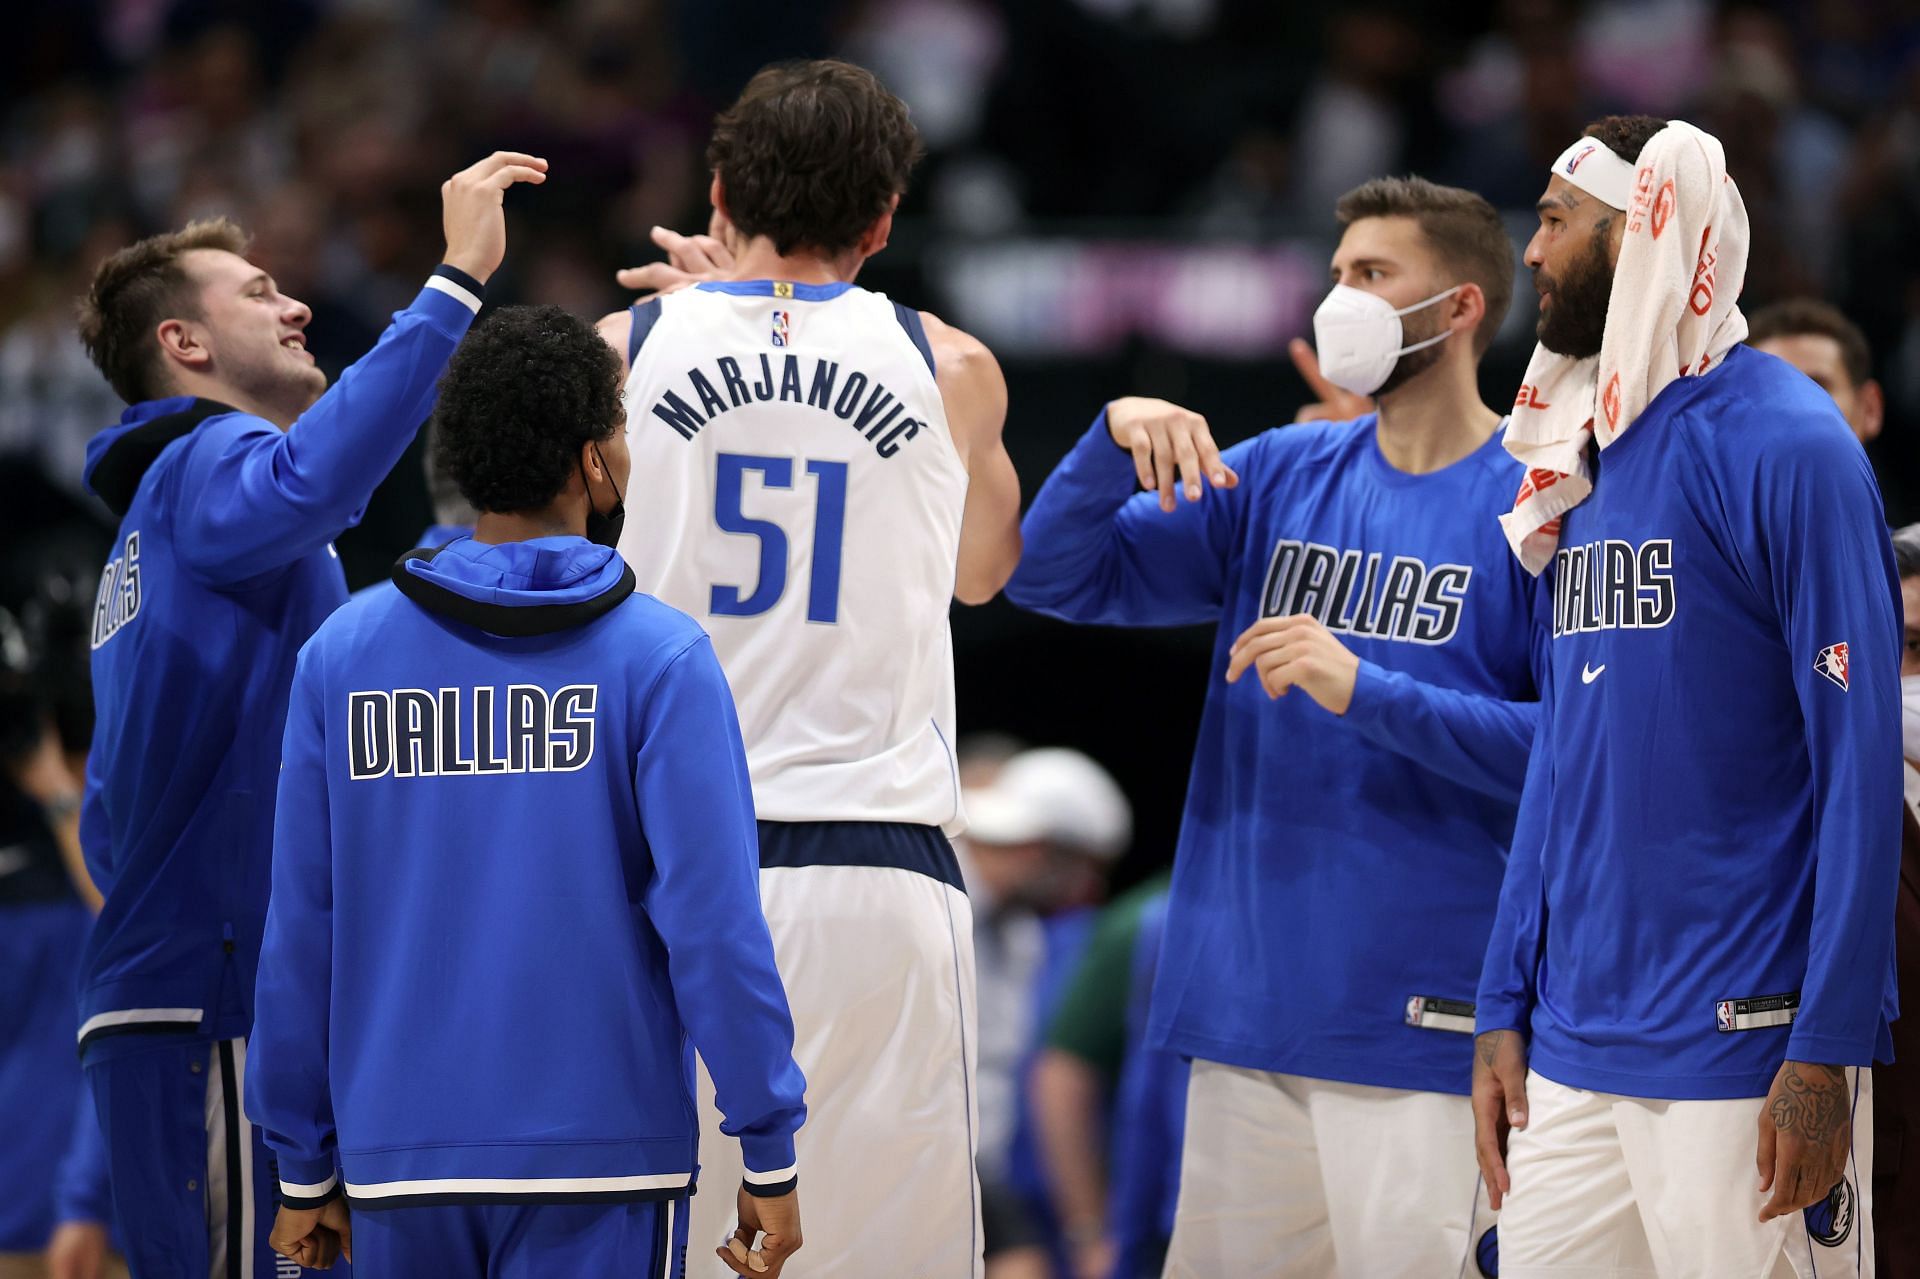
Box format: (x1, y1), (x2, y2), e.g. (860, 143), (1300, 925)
(618, 280), (969, 832)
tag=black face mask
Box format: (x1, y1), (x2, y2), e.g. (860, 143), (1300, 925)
(581, 443), (626, 548)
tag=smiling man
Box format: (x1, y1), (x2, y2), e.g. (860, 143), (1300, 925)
(73, 151), (544, 1277)
(1005, 177), (1542, 1276)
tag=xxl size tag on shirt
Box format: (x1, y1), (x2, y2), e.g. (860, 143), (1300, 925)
(1404, 995), (1476, 1034)
(1715, 990), (1799, 1032)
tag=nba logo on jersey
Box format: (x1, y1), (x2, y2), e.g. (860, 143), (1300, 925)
(771, 309), (792, 347)
(1814, 641), (1850, 690)
(1716, 1000), (1735, 1032)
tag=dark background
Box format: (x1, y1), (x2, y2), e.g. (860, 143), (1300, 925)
(5, 0), (1918, 887)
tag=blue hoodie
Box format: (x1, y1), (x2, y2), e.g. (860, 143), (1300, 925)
(76, 267), (483, 1053)
(247, 536), (806, 1206)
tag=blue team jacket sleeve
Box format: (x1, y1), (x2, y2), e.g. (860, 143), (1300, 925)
(1004, 409), (1249, 627)
(635, 637), (806, 1187)
(172, 275), (481, 586)
(53, 1089), (112, 1226)
(1342, 664), (1538, 802)
(246, 646), (341, 1204)
(1476, 606), (1555, 1037)
(1747, 427), (1904, 1065)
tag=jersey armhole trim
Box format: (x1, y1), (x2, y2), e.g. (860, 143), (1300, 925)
(892, 302), (936, 377)
(628, 298), (664, 367)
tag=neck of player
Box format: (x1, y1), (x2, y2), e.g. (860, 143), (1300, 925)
(726, 238), (864, 286)
(1372, 351), (1501, 475)
(472, 500), (583, 546)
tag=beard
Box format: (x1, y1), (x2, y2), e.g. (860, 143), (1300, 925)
(1375, 310), (1450, 397)
(1535, 230), (1614, 359)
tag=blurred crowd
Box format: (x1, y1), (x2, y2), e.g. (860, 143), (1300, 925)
(4, 0), (1920, 542)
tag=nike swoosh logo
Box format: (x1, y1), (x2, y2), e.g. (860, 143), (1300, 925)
(1581, 663), (1606, 684)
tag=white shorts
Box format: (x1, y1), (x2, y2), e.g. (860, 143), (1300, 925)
(1163, 1059), (1495, 1278)
(687, 860), (983, 1279)
(1500, 1069), (1875, 1278)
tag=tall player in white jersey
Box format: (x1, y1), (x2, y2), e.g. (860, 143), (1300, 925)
(598, 60), (1021, 1278)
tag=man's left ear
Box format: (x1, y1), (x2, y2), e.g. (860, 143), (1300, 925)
(858, 194), (901, 259)
(1859, 378), (1886, 443)
(1452, 282), (1487, 340)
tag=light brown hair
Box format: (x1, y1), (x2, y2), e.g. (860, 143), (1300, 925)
(1335, 177), (1515, 356)
(78, 218), (250, 403)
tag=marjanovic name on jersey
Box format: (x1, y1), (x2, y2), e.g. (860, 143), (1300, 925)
(649, 353), (928, 458)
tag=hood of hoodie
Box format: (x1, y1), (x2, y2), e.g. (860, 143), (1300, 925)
(83, 397), (240, 517)
(392, 535), (636, 637)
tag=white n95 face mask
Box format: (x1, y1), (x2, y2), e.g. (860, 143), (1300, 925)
(1310, 283), (1461, 396)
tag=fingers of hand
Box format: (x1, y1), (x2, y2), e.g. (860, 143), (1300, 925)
(1472, 1102), (1510, 1202)
(486, 164), (548, 190)
(1495, 1057), (1530, 1127)
(1755, 1110), (1776, 1190)
(1129, 438), (1156, 495)
(1174, 431), (1206, 502)
(1149, 423), (1177, 511)
(463, 152), (548, 182)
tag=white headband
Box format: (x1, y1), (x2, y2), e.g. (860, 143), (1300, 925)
(1550, 138), (1636, 211)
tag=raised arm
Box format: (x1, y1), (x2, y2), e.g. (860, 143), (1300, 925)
(1005, 399), (1244, 628)
(175, 153), (546, 585)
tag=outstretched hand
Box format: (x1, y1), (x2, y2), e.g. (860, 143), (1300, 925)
(615, 211), (738, 301)
(1103, 396), (1238, 512)
(440, 151), (549, 284)
(1289, 338), (1374, 423)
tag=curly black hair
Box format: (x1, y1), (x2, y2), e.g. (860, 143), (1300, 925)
(708, 59), (924, 256)
(433, 304), (624, 515)
(1583, 114), (1668, 164)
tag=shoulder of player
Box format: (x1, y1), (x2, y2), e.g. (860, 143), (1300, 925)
(595, 308), (634, 373)
(1668, 345), (1859, 468)
(1237, 414), (1370, 473)
(610, 586), (713, 657)
(919, 312), (1004, 396)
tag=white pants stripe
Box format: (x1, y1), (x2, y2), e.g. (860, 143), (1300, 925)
(204, 1038), (255, 1279)
(1499, 1068), (1875, 1278)
(1163, 1060), (1495, 1278)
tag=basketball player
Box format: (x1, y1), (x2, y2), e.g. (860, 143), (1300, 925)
(597, 60), (1020, 1277)
(1007, 177), (1541, 1276)
(73, 150), (544, 1276)
(1746, 298), (1886, 446)
(248, 306), (805, 1278)
(1476, 116), (1899, 1275)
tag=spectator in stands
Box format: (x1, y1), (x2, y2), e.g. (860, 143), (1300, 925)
(1028, 871), (1178, 1279)
(960, 747), (1131, 1279)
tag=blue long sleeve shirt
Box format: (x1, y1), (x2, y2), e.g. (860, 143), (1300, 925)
(76, 269), (481, 1052)
(1008, 411), (1542, 1093)
(246, 536), (805, 1205)
(1476, 344), (1902, 1099)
